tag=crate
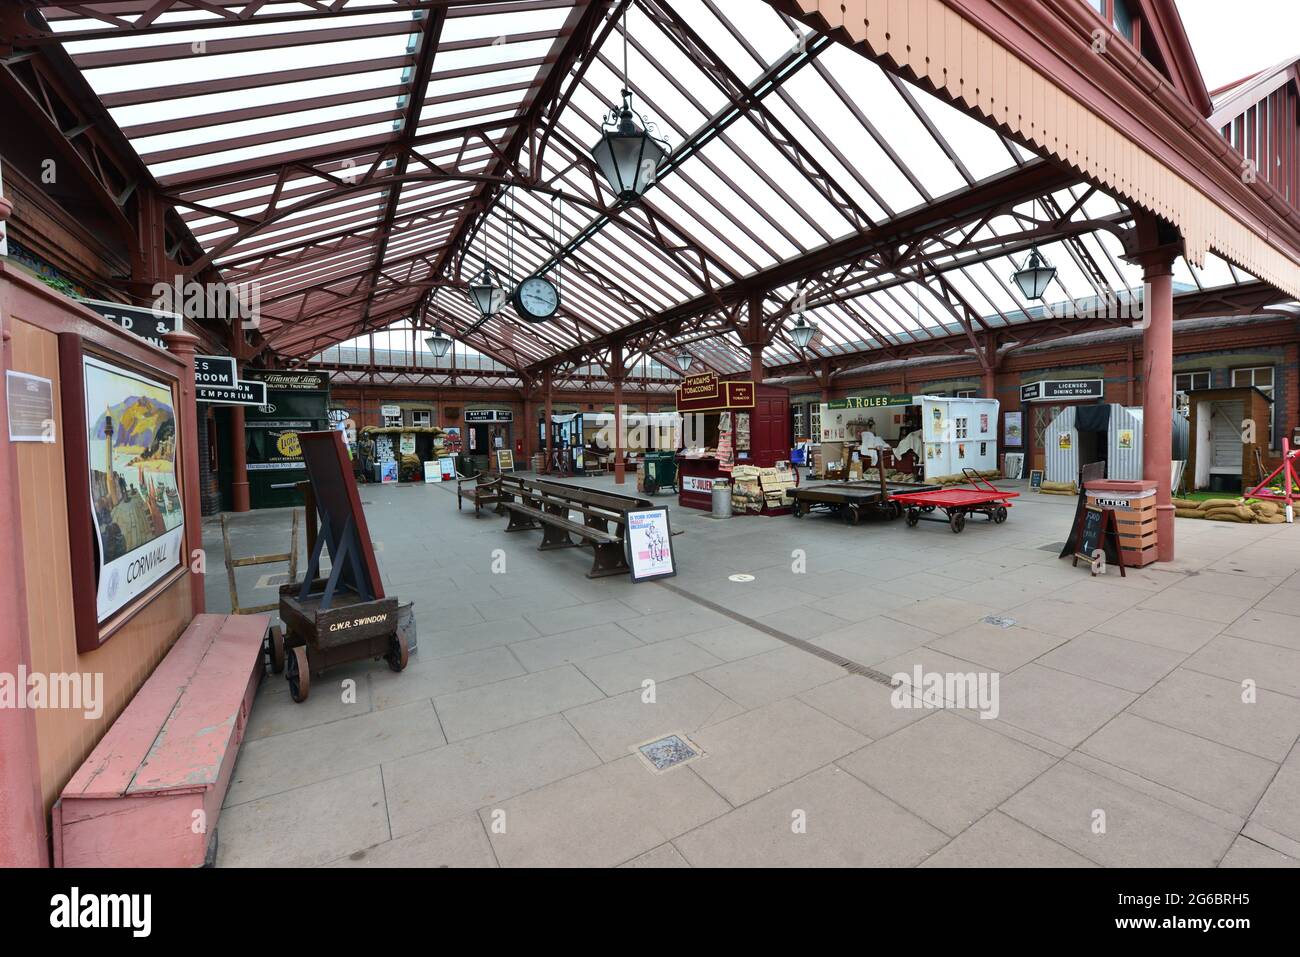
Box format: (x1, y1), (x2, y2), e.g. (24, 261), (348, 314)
(1085, 480), (1158, 567)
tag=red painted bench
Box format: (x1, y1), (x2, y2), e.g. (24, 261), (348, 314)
(52, 613), (270, 868)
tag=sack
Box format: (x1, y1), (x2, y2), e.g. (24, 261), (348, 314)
(1174, 508), (1203, 519)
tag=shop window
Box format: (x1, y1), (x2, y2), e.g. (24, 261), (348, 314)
(1174, 371), (1210, 392)
(955, 389), (977, 398)
(809, 404), (821, 440)
(411, 410), (432, 427)
(382, 413), (401, 427)
(792, 405), (805, 441)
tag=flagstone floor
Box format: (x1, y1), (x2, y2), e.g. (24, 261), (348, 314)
(206, 473), (1300, 868)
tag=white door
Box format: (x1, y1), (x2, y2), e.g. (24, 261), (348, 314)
(1209, 402), (1242, 474)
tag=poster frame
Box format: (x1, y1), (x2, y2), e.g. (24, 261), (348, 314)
(623, 507), (677, 583)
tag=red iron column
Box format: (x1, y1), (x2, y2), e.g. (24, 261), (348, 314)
(1141, 254), (1177, 562)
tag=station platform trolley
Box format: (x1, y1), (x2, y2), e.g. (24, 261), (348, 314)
(269, 430), (411, 702)
(889, 469), (1020, 533)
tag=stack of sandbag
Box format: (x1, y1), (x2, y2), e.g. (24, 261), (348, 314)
(1171, 497), (1288, 524)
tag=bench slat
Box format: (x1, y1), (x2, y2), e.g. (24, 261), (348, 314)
(503, 503), (619, 543)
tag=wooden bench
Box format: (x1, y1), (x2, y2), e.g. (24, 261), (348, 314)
(52, 613), (271, 868)
(498, 478), (652, 578)
(457, 471), (503, 516)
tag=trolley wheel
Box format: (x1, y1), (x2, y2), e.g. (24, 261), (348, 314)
(950, 511), (967, 533)
(844, 507), (860, 526)
(890, 501), (903, 520)
(994, 505), (1008, 524)
(645, 480), (658, 496)
(906, 508), (920, 527)
(286, 645), (310, 702)
(386, 632), (410, 672)
(792, 501), (803, 518)
(267, 624), (285, 675)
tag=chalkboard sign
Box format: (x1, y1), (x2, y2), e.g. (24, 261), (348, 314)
(1028, 469), (1044, 491)
(1075, 506), (1105, 562)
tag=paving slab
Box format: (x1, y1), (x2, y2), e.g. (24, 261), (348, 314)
(919, 811), (1095, 868)
(1036, 632), (1185, 693)
(508, 623), (643, 673)
(369, 646), (524, 711)
(695, 645), (846, 709)
(675, 765), (947, 867)
(991, 664), (1136, 747)
(837, 711), (1055, 836)
(563, 674), (742, 761)
(480, 756), (728, 867)
(573, 637), (724, 696)
(328, 815), (497, 868)
(433, 664), (605, 741)
(381, 715), (600, 837)
(690, 697), (867, 806)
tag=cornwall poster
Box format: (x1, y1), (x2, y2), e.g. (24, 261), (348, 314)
(84, 355), (184, 623)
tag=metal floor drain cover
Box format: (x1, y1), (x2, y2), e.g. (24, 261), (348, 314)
(636, 734), (700, 772)
(983, 615), (1017, 628)
(255, 572), (293, 589)
(728, 573), (755, 582)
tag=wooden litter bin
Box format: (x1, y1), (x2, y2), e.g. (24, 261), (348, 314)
(1085, 479), (1158, 567)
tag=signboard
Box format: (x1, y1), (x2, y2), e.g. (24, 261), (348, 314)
(196, 379), (268, 406)
(679, 372), (720, 402)
(194, 355), (236, 388)
(439, 457), (457, 481)
(399, 432), (416, 456)
(243, 369), (328, 391)
(424, 460), (441, 483)
(465, 409), (512, 423)
(682, 474), (717, 494)
(624, 508), (676, 582)
(1003, 411), (1023, 447)
(828, 394), (913, 409)
(7, 371), (54, 442)
(376, 461), (398, 484)
(1020, 379), (1104, 402)
(496, 449), (515, 472)
(79, 298), (182, 351)
(676, 379), (756, 412)
(380, 404), (401, 418)
(1028, 469), (1045, 491)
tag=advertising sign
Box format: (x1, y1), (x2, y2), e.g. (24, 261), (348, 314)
(83, 354), (184, 624)
(196, 379), (267, 406)
(828, 394), (913, 409)
(679, 372), (720, 401)
(1003, 411), (1023, 447)
(682, 474), (717, 494)
(79, 298), (182, 351)
(464, 409), (513, 423)
(624, 508), (676, 582)
(424, 460), (441, 483)
(1020, 379), (1104, 402)
(496, 449), (515, 472)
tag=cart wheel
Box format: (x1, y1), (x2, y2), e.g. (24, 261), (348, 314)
(645, 480), (658, 496)
(950, 512), (967, 533)
(890, 501), (903, 520)
(267, 625), (285, 675)
(386, 633), (409, 672)
(906, 508), (920, 527)
(792, 501), (802, 518)
(286, 645), (311, 702)
(994, 506), (1008, 524)
(843, 507), (860, 526)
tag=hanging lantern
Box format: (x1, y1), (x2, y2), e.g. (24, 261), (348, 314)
(789, 314), (816, 350)
(1012, 248), (1056, 301)
(467, 265), (507, 318)
(591, 89), (669, 201)
(675, 350), (693, 372)
(425, 326), (452, 358)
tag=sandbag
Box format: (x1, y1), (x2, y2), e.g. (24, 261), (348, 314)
(1198, 498), (1242, 511)
(1172, 497), (1200, 510)
(1205, 511), (1250, 522)
(1249, 500), (1280, 517)
(1041, 480), (1077, 494)
(1204, 505), (1255, 522)
(1175, 508), (1203, 519)
(1257, 514), (1288, 524)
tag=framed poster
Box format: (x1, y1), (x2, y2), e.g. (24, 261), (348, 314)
(424, 460), (441, 483)
(1003, 411), (1023, 447)
(59, 339), (188, 650)
(624, 508), (676, 582)
(438, 457), (457, 481)
(496, 449), (515, 472)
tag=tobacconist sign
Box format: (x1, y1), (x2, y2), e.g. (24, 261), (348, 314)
(1020, 379), (1104, 402)
(677, 379), (754, 412)
(678, 372), (720, 402)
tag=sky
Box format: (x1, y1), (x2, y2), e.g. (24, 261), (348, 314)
(1176, 0), (1300, 91)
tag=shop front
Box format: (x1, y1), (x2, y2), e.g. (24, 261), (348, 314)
(465, 408), (513, 472)
(1020, 377), (1106, 476)
(239, 369), (330, 510)
(675, 373), (791, 513)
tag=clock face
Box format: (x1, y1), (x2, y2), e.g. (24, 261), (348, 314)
(513, 276), (559, 321)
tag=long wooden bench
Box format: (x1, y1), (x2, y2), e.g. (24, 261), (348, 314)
(457, 471), (503, 516)
(52, 613), (271, 867)
(497, 478), (652, 578)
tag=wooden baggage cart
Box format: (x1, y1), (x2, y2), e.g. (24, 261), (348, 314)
(891, 469), (1020, 533)
(275, 430), (409, 702)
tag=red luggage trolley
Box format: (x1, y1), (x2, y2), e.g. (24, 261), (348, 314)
(890, 469), (1020, 533)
